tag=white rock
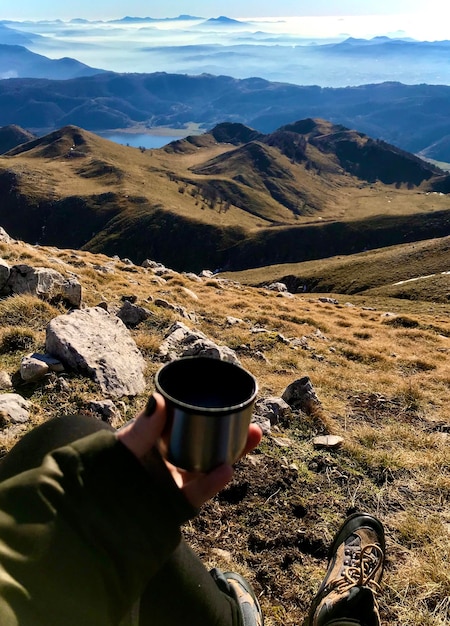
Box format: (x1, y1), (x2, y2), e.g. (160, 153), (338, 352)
(0, 393), (31, 424)
(46, 307), (146, 398)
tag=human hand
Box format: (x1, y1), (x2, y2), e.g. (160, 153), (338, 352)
(117, 392), (262, 508)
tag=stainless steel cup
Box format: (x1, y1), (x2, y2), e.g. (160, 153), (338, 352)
(154, 356), (258, 472)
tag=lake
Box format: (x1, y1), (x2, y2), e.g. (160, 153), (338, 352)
(98, 132), (181, 149)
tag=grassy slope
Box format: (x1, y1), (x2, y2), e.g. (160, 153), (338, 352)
(221, 236), (450, 303)
(0, 126), (450, 272)
(0, 239), (448, 626)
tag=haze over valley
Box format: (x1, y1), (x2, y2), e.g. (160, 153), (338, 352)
(1, 14), (450, 86)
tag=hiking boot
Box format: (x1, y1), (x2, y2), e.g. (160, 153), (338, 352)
(210, 568), (264, 626)
(305, 513), (385, 626)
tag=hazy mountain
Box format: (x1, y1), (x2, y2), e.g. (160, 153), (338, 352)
(7, 15), (448, 86)
(109, 15), (204, 23)
(0, 44), (106, 79)
(200, 16), (251, 27)
(0, 23), (43, 46)
(0, 120), (448, 272)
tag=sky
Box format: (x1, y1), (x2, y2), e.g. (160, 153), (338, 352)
(0, 0), (446, 21)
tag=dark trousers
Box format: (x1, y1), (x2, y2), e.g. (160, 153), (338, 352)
(0, 414), (241, 626)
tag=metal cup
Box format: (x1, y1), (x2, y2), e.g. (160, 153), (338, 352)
(154, 356), (258, 472)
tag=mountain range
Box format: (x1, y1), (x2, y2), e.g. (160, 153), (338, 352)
(1, 73), (450, 161)
(0, 119), (448, 274)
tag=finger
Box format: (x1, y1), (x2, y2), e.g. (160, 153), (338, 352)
(182, 464), (234, 509)
(240, 423), (263, 458)
(117, 392), (167, 460)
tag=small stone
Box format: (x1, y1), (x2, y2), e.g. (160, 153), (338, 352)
(88, 400), (121, 423)
(226, 316), (244, 325)
(116, 300), (151, 327)
(0, 371), (12, 390)
(55, 377), (70, 392)
(20, 354), (50, 382)
(0, 393), (31, 424)
(180, 287), (199, 301)
(267, 282), (288, 292)
(282, 376), (321, 414)
(21, 353), (65, 382)
(121, 295), (137, 303)
(210, 548), (233, 563)
(142, 259), (165, 269)
(318, 297), (338, 305)
(254, 396), (292, 426)
(254, 351), (270, 363)
(313, 435), (344, 449)
(182, 272), (202, 283)
(272, 436), (293, 448)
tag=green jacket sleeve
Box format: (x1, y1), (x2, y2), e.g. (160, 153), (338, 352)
(0, 430), (197, 626)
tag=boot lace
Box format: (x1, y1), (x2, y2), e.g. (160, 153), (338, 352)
(335, 543), (384, 597)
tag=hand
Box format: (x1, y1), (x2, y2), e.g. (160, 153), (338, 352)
(117, 392), (262, 508)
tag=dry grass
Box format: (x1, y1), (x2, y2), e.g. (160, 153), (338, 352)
(221, 235), (450, 304)
(0, 239), (449, 625)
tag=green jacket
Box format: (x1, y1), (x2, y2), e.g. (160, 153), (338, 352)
(0, 431), (196, 626)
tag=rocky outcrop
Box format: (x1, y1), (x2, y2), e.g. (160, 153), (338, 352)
(4, 264), (82, 308)
(46, 307), (147, 397)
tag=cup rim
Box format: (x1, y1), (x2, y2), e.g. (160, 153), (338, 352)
(154, 356), (258, 414)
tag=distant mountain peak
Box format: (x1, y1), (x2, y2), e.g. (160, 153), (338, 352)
(204, 16), (248, 26)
